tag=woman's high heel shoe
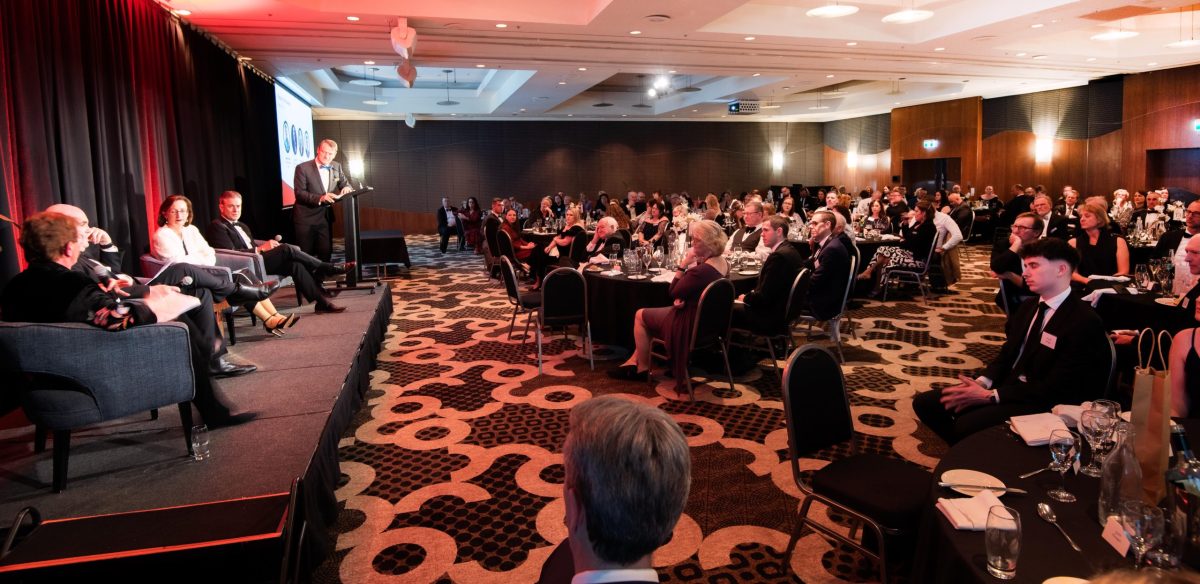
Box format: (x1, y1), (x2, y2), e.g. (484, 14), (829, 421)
(263, 313), (299, 337)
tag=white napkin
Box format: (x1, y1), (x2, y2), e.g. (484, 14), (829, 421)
(1081, 288), (1115, 307)
(936, 490), (1005, 531)
(1010, 412), (1070, 446)
(1087, 274), (1131, 283)
(881, 234), (901, 241)
(1051, 404), (1085, 428)
(651, 271), (675, 283)
(600, 270), (620, 277)
(588, 255), (610, 265)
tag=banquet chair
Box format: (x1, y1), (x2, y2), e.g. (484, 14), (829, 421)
(213, 245), (301, 305)
(483, 218), (502, 279)
(797, 256), (858, 362)
(840, 239), (862, 340)
(731, 269), (811, 382)
(961, 209), (976, 241)
(880, 235), (939, 302)
(534, 267), (593, 375)
(496, 230), (527, 278)
(781, 344), (931, 583)
(602, 235), (626, 256)
(500, 257), (541, 342)
(651, 278), (736, 400)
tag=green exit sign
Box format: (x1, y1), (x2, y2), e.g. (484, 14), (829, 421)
(923, 139), (939, 149)
(1193, 119), (1200, 132)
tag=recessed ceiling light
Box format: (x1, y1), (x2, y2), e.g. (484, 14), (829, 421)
(934, 47), (945, 51)
(826, 74), (835, 78)
(846, 41), (858, 46)
(558, 81), (567, 85)
(1091, 30), (1138, 41)
(668, 70), (677, 74)
(809, 105), (830, 110)
(578, 67), (588, 71)
(1032, 54), (1048, 59)
(894, 102), (901, 105)
(744, 36), (756, 41)
(621, 114), (627, 117)
(362, 99), (388, 105)
(1086, 57), (1097, 62)
(1016, 52), (1027, 57)
(752, 73), (761, 77)
(345, 15), (358, 21)
(567, 114), (573, 117)
(450, 113), (456, 116)
(475, 64), (485, 68)
(1167, 39), (1200, 48)
(653, 76), (670, 89)
(692, 109), (698, 112)
(782, 86), (791, 89)
(495, 23), (508, 28)
(173, 9), (192, 16)
(806, 4), (859, 18)
(1031, 23), (1044, 29)
(1148, 61), (1158, 66)
(363, 60), (375, 65)
(882, 9), (933, 24)
(630, 30), (642, 35)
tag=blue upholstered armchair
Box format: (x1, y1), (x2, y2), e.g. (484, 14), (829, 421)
(0, 321), (197, 492)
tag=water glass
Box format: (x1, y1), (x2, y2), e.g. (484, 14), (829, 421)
(1047, 429), (1080, 502)
(1079, 410), (1115, 477)
(191, 424), (211, 461)
(1135, 264), (1151, 291)
(1121, 501), (1164, 568)
(986, 505), (1021, 580)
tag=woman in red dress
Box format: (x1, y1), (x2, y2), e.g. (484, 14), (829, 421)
(461, 197), (483, 254)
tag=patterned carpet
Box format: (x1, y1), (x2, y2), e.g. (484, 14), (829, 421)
(313, 235), (1009, 583)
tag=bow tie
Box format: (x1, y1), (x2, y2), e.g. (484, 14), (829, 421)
(320, 165), (333, 171)
(1184, 233), (1195, 239)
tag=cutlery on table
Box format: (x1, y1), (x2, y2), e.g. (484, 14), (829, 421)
(1019, 466), (1050, 479)
(1037, 502), (1082, 552)
(937, 482), (1028, 495)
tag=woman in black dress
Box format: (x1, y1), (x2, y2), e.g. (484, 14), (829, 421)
(1068, 202), (1129, 286)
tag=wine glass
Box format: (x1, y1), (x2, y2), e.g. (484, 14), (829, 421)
(652, 248), (664, 269)
(1047, 429), (1080, 502)
(1121, 501), (1164, 568)
(1135, 264), (1151, 291)
(1079, 410), (1115, 477)
(642, 247), (654, 274)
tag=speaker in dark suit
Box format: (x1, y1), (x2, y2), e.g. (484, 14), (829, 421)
(292, 139), (350, 262)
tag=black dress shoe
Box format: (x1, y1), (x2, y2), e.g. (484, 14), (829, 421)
(210, 355), (257, 378)
(607, 365), (649, 381)
(205, 411), (258, 428)
(228, 281), (279, 304)
(327, 261), (355, 275)
(315, 301), (347, 314)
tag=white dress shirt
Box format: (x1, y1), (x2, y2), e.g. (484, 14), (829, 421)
(152, 224), (217, 266)
(317, 162), (332, 193)
(978, 285), (1072, 391)
(930, 211), (963, 250)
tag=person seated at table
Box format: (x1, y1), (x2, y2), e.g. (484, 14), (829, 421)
(1109, 188), (1134, 231)
(551, 192), (566, 218)
(703, 193), (726, 226)
(632, 201), (665, 247)
(590, 192), (610, 221)
(731, 215), (806, 334)
(884, 190), (909, 235)
(534, 196), (556, 228)
(152, 195), (299, 337)
(1068, 202), (1130, 287)
(800, 211), (853, 319)
(1031, 194), (1069, 240)
(861, 199), (891, 234)
(857, 200), (937, 296)
(608, 220), (729, 391)
(607, 200), (631, 231)
(725, 200), (745, 234)
(581, 217), (622, 259)
(1156, 200), (1200, 261)
(529, 206), (587, 291)
(913, 238), (1110, 444)
(992, 212), (1042, 313)
(499, 207), (537, 268)
(725, 200), (769, 258)
(1130, 189), (1168, 230)
(557, 396), (690, 584)
(778, 195), (805, 225)
(2, 212), (256, 427)
(206, 190), (348, 314)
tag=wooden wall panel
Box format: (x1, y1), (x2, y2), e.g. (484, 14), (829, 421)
(823, 146), (893, 192)
(890, 97), (982, 185)
(1122, 66), (1200, 190)
(1085, 129), (1123, 197)
(978, 132), (1093, 197)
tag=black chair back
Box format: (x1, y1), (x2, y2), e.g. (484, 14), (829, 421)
(541, 268), (587, 328)
(782, 344), (852, 458)
(497, 229), (518, 264)
(690, 278), (735, 350)
(781, 268), (813, 326)
(616, 229), (632, 249)
(602, 236), (626, 256)
(839, 255), (857, 314)
(484, 216), (501, 257)
(499, 257), (521, 304)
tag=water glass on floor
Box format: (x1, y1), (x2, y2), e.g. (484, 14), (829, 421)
(191, 424), (211, 461)
(986, 505), (1021, 579)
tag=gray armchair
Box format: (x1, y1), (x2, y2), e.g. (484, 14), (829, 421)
(0, 321), (197, 492)
(215, 245), (299, 304)
(139, 254), (244, 343)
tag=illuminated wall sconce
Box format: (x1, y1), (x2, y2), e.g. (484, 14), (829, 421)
(771, 150), (784, 172)
(847, 151), (858, 169)
(1034, 137), (1053, 163)
(348, 156), (365, 178)
(922, 139), (938, 150)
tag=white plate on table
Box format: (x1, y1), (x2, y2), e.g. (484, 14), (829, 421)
(649, 267), (666, 273)
(940, 469), (1006, 496)
(1042, 578), (1089, 584)
(738, 269), (760, 276)
(1155, 297), (1180, 307)
(626, 274), (649, 280)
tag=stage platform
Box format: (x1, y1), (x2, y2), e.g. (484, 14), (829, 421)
(0, 283), (393, 579)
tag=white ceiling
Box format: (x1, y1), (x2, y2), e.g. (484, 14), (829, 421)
(167, 0), (1200, 122)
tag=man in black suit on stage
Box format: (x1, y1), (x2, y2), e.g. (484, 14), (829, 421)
(799, 210), (852, 321)
(207, 191), (348, 314)
(914, 237), (1110, 444)
(732, 215), (806, 332)
(436, 197), (465, 253)
(292, 138), (352, 262)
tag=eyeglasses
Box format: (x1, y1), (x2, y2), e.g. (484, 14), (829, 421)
(1011, 225), (1036, 232)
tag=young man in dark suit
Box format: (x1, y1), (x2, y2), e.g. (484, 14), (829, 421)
(436, 197), (465, 253)
(207, 191), (348, 314)
(292, 138), (352, 262)
(914, 237), (1110, 444)
(732, 215), (806, 332)
(800, 210), (852, 321)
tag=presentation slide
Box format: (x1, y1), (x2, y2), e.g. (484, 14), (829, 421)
(275, 85), (314, 207)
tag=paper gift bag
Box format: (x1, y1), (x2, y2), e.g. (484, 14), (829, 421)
(1131, 329), (1173, 504)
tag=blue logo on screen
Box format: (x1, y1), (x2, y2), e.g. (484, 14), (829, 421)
(291, 126), (298, 155)
(282, 122), (290, 154)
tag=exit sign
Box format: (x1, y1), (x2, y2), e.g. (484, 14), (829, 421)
(1193, 119), (1200, 132)
(923, 139), (939, 149)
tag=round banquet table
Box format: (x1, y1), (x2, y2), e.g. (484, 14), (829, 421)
(911, 424), (1130, 583)
(584, 268), (758, 348)
(522, 229), (595, 248)
(1095, 290), (1192, 335)
(1128, 242), (1160, 268)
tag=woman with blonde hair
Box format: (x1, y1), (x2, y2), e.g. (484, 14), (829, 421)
(1069, 202), (1129, 284)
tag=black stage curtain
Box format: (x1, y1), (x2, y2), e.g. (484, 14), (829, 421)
(0, 0), (281, 287)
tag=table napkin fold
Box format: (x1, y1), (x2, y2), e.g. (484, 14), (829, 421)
(1009, 412), (1069, 446)
(936, 489), (1005, 531)
(651, 272), (675, 283)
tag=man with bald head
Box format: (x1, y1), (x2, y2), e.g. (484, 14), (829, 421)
(725, 199), (769, 257)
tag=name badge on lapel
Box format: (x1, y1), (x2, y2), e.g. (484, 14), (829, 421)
(1041, 332), (1057, 349)
(1183, 297), (1191, 309)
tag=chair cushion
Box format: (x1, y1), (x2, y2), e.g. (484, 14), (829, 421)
(811, 454), (931, 529)
(518, 291), (542, 309)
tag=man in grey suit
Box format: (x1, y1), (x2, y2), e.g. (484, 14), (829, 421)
(292, 139), (352, 262)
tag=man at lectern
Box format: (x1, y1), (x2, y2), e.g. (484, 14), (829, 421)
(293, 139), (353, 262)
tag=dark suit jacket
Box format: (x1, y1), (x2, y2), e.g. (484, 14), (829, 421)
(2, 262), (154, 328)
(1042, 214), (1070, 240)
(948, 204), (973, 237)
(206, 219), (256, 251)
(436, 206), (460, 236)
(292, 160), (349, 227)
(985, 294), (1109, 407)
(990, 247), (1032, 313)
(742, 241), (806, 328)
(1002, 194), (1033, 224)
(805, 236), (851, 321)
(1156, 229), (1197, 258)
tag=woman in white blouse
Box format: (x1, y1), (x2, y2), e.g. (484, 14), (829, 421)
(152, 195), (297, 336)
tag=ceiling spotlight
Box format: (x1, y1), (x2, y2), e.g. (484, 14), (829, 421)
(653, 76), (670, 89)
(668, 70), (677, 74)
(629, 30), (642, 35)
(362, 99), (388, 105)
(882, 9), (933, 24)
(809, 105), (830, 110)
(520, 108), (527, 112)
(476, 64), (485, 68)
(846, 41), (858, 46)
(744, 36), (756, 41)
(691, 109), (699, 112)
(826, 74), (835, 78)
(567, 114), (573, 117)
(1167, 39), (1200, 48)
(495, 23), (508, 28)
(934, 47), (945, 51)
(1086, 57), (1097, 62)
(578, 67), (588, 71)
(1016, 52), (1027, 57)
(648, 88), (658, 98)
(1148, 61), (1159, 66)
(1031, 23), (1044, 29)
(752, 73), (761, 77)
(558, 81), (566, 85)
(173, 9), (192, 16)
(1032, 54), (1048, 59)
(806, 3), (859, 18)
(1091, 30), (1138, 41)
(363, 60), (375, 65)
(345, 15), (359, 21)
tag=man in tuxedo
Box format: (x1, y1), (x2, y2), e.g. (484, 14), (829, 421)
(562, 396), (689, 584)
(800, 210), (852, 320)
(1054, 188), (1081, 234)
(1031, 195), (1070, 240)
(436, 197), (465, 253)
(293, 139), (352, 262)
(1000, 184), (1033, 226)
(914, 237), (1109, 444)
(725, 200), (768, 256)
(2, 212), (255, 427)
(1156, 200), (1200, 260)
(45, 204), (263, 377)
(732, 215), (806, 332)
(1131, 189), (1168, 229)
(207, 191), (347, 314)
(482, 197), (504, 257)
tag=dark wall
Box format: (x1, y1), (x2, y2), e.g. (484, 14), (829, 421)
(824, 113), (890, 154)
(982, 77), (1123, 139)
(313, 120), (823, 212)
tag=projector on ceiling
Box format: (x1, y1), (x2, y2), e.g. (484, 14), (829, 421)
(728, 100), (760, 115)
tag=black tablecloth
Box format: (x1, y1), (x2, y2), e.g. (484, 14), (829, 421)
(585, 269), (757, 347)
(1096, 292), (1192, 335)
(522, 229), (595, 248)
(912, 425), (1127, 583)
(1129, 244), (1161, 267)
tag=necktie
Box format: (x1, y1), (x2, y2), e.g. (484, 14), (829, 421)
(320, 165), (332, 170)
(1012, 302), (1049, 378)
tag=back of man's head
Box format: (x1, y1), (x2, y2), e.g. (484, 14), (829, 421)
(21, 212), (78, 263)
(1019, 237), (1080, 272)
(564, 396), (690, 567)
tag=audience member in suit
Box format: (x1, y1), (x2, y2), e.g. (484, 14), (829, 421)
(731, 215), (806, 333)
(45, 204), (261, 377)
(1031, 194), (1070, 240)
(152, 195), (299, 337)
(1156, 200), (1200, 261)
(1, 212), (255, 427)
(554, 396), (689, 584)
(801, 210), (852, 321)
(581, 216), (621, 260)
(883, 191), (909, 235)
(206, 191), (347, 314)
(1000, 184), (1033, 226)
(292, 138), (352, 262)
(1130, 190), (1170, 231)
(436, 197), (465, 253)
(1054, 188), (1081, 233)
(1068, 202), (1130, 287)
(991, 213), (1042, 314)
(482, 197), (504, 258)
(914, 238), (1110, 444)
(724, 199), (769, 258)
(945, 192), (974, 237)
(858, 200), (938, 296)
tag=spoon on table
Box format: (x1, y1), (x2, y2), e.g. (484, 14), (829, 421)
(1037, 502), (1082, 552)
